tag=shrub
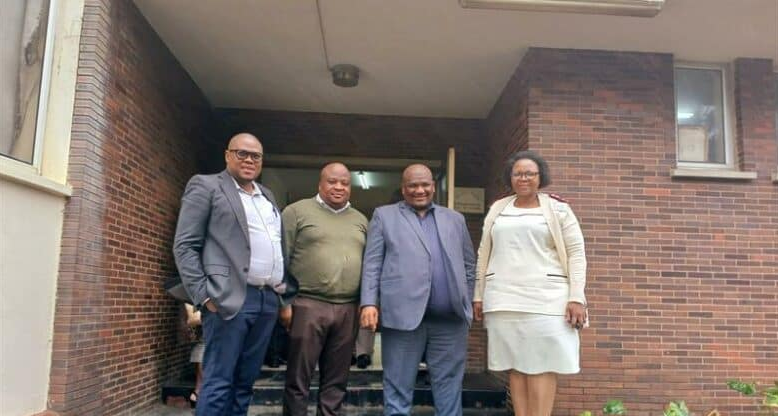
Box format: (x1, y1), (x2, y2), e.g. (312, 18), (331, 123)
(576, 380), (777, 416)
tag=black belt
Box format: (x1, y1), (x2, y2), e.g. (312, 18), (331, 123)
(248, 284), (273, 291)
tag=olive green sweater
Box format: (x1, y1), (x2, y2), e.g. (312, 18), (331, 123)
(282, 198), (368, 303)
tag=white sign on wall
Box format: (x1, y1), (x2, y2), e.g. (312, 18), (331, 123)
(454, 187), (485, 214)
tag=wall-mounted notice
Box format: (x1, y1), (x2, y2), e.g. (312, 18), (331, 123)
(454, 187), (484, 214)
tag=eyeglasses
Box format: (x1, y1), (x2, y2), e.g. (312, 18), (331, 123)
(228, 149), (263, 162)
(511, 171), (539, 179)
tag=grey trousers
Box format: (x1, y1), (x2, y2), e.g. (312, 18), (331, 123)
(355, 327), (376, 356)
(381, 315), (468, 416)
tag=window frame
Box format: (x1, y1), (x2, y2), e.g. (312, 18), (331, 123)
(673, 61), (737, 170)
(0, 0), (77, 197)
(1, 0), (57, 168)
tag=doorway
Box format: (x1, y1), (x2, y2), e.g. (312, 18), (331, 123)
(262, 167), (403, 219)
(261, 151), (453, 212)
(259, 152), (454, 371)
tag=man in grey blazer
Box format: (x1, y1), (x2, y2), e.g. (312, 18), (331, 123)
(174, 133), (296, 416)
(360, 164), (476, 416)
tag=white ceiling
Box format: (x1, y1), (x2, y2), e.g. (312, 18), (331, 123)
(134, 0), (778, 119)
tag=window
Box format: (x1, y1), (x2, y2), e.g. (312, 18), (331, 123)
(674, 64), (734, 167)
(1, 0), (51, 164)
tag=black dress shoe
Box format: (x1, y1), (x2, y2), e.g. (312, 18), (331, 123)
(356, 354), (371, 369)
(268, 356), (282, 368)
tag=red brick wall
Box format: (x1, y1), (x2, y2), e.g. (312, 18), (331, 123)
(218, 109), (490, 370)
(735, 58), (777, 175)
(484, 60), (531, 202)
(49, 1), (220, 415)
(217, 109), (485, 187)
(486, 48), (777, 415)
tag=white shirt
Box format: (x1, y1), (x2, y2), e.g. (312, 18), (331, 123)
(233, 178), (284, 287)
(315, 193), (350, 214)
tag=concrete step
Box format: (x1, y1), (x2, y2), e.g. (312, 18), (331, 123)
(162, 367), (506, 410)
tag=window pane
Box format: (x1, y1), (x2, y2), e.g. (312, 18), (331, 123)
(0, 0), (50, 164)
(675, 68), (726, 164)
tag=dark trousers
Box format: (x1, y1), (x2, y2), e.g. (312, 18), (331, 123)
(265, 322), (289, 366)
(355, 327), (376, 356)
(283, 297), (359, 416)
(197, 286), (279, 416)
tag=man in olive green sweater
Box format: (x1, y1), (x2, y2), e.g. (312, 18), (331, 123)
(281, 162), (368, 416)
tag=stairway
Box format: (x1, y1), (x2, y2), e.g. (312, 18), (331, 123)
(161, 366), (508, 414)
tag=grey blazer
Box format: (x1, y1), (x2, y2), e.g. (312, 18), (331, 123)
(360, 202), (476, 331)
(173, 170), (297, 320)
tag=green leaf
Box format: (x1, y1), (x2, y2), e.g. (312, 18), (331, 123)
(727, 379), (757, 395)
(603, 399), (627, 415)
(578, 411), (593, 416)
(764, 391), (778, 408)
(663, 401), (690, 416)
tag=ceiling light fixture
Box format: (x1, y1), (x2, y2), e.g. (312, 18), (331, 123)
(331, 64), (360, 88)
(459, 0), (665, 17)
(357, 171), (370, 190)
(317, 0), (360, 87)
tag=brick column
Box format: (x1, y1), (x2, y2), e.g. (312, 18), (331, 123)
(48, 1), (220, 414)
(734, 58), (777, 175)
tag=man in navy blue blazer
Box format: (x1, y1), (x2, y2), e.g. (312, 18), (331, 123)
(360, 164), (476, 416)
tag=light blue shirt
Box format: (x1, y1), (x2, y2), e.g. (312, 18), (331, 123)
(233, 178), (284, 287)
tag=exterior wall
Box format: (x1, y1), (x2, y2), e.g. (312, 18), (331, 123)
(46, 1), (220, 415)
(734, 58), (777, 176)
(218, 109), (489, 370)
(17, 5), (772, 413)
(484, 59), (531, 201)
(0, 0), (84, 414)
(486, 47), (777, 415)
(0, 180), (65, 416)
(218, 109), (486, 188)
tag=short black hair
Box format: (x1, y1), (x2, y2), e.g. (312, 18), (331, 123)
(503, 150), (551, 189)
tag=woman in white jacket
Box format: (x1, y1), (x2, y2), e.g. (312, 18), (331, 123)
(473, 151), (587, 416)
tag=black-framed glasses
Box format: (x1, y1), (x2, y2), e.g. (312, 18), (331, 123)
(511, 171), (539, 179)
(228, 149), (263, 162)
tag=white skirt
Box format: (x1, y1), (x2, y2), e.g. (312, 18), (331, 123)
(484, 311), (580, 374)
